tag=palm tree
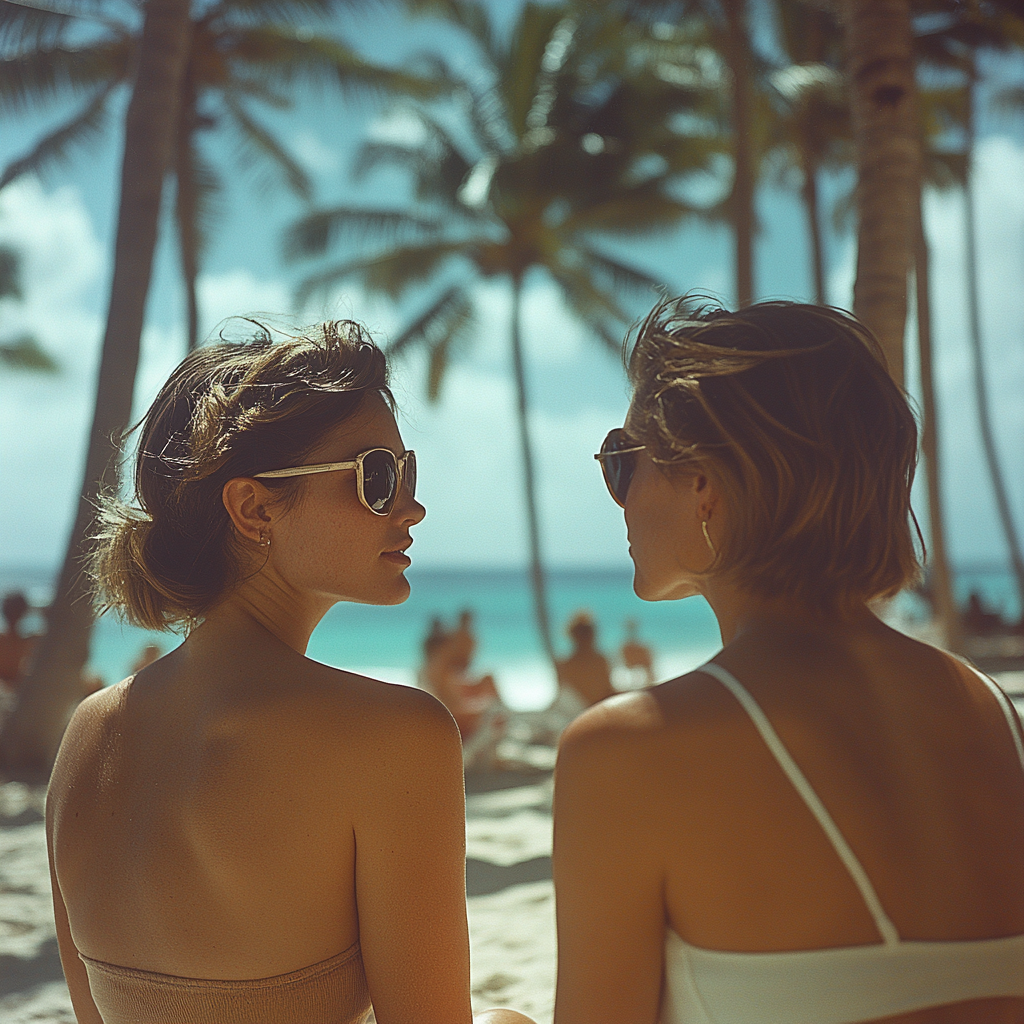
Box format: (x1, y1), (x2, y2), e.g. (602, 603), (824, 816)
(841, 0), (921, 385)
(289, 0), (712, 658)
(964, 60), (1024, 616)
(0, 0), (440, 350)
(0, 0), (192, 775)
(0, 241), (56, 370)
(608, 0), (768, 307)
(768, 0), (851, 304)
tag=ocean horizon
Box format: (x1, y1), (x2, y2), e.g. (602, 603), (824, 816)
(1, 562), (1020, 711)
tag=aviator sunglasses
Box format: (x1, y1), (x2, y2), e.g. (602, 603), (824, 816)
(594, 428), (646, 508)
(255, 448), (417, 516)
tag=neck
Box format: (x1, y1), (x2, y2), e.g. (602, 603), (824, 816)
(198, 576), (334, 656)
(701, 582), (875, 646)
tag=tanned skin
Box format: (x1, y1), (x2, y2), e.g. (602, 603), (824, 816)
(553, 413), (1024, 1024)
(48, 395), (534, 1024)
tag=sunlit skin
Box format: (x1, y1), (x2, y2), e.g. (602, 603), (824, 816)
(47, 394), (534, 1024)
(552, 405), (1024, 1024)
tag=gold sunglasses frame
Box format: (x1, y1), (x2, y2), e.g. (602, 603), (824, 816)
(254, 448), (416, 516)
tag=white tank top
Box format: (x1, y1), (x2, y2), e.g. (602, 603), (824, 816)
(659, 662), (1024, 1024)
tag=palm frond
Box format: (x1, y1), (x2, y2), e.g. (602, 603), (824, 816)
(0, 36), (130, 110)
(548, 260), (630, 352)
(295, 240), (466, 305)
(285, 206), (446, 261)
(0, 244), (22, 300)
(227, 27), (446, 101)
(0, 334), (59, 371)
(404, 0), (498, 65)
(208, 0), (338, 29)
(0, 0), (73, 52)
(992, 84), (1024, 116)
(573, 244), (666, 296)
(224, 93), (312, 200)
(387, 284), (475, 401)
(0, 82), (112, 190)
(562, 180), (695, 237)
(352, 140), (427, 182)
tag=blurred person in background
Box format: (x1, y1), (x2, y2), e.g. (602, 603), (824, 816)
(619, 618), (655, 688)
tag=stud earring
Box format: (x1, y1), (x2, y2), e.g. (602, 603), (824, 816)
(259, 530), (271, 548)
(701, 520), (716, 557)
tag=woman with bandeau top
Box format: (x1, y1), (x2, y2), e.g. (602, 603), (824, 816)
(46, 321), (534, 1024)
(553, 299), (1024, 1024)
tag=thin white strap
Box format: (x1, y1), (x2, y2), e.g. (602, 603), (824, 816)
(968, 667), (1024, 773)
(699, 662), (901, 947)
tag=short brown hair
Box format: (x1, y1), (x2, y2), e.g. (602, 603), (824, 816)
(627, 297), (922, 610)
(91, 320), (392, 631)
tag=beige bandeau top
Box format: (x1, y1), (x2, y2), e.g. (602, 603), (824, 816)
(80, 939), (371, 1024)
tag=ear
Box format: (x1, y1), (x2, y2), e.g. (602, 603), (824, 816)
(690, 470), (720, 522)
(222, 477), (274, 544)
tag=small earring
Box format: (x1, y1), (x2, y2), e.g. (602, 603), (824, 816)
(701, 520), (716, 557)
(259, 530), (270, 548)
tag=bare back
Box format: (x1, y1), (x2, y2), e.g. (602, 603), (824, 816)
(47, 628), (471, 1023)
(554, 619), (1024, 1024)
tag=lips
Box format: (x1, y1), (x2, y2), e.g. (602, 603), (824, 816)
(381, 540), (412, 564)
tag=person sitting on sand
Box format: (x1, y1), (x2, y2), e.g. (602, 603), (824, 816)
(420, 610), (505, 768)
(47, 321), (533, 1024)
(554, 299), (1023, 1024)
(554, 611), (614, 715)
(619, 618), (654, 688)
(0, 591), (38, 690)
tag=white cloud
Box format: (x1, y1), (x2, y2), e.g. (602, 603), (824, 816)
(290, 130), (342, 176)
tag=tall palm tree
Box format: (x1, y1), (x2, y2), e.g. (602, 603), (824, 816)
(0, 0), (192, 775)
(609, 0), (768, 307)
(0, 0), (440, 350)
(841, 0), (921, 385)
(964, 61), (1024, 615)
(289, 0), (712, 659)
(769, 0), (851, 304)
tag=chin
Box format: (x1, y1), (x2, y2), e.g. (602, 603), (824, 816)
(632, 568), (699, 603)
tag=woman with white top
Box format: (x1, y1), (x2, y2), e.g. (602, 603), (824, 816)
(553, 299), (1024, 1024)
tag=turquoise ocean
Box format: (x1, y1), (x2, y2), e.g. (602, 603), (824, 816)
(1, 564), (1020, 711)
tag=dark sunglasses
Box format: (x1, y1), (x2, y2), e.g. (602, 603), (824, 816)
(255, 448), (417, 516)
(594, 429), (646, 508)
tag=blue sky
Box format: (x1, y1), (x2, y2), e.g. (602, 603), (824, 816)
(1, 2), (1022, 574)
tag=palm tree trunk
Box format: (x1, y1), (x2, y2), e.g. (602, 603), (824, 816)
(176, 74), (201, 352)
(0, 0), (193, 776)
(801, 149), (827, 304)
(842, 0), (920, 385)
(963, 72), (1024, 616)
(721, 0), (755, 307)
(914, 194), (960, 652)
(509, 272), (555, 663)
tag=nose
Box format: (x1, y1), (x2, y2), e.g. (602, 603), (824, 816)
(395, 485), (425, 525)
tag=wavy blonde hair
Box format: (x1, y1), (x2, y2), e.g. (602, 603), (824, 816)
(626, 297), (922, 610)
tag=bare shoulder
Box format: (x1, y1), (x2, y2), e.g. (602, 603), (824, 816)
(283, 665), (462, 775)
(558, 668), (728, 778)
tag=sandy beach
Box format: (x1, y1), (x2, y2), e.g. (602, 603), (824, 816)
(3, 676), (1022, 1024)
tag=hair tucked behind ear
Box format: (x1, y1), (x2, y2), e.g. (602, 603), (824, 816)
(90, 319), (393, 631)
(626, 296), (922, 611)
